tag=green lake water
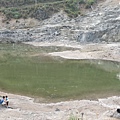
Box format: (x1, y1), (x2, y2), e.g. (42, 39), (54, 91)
(0, 43), (120, 102)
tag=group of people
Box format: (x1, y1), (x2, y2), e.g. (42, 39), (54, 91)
(0, 96), (9, 108)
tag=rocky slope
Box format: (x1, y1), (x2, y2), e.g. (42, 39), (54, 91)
(0, 1), (120, 120)
(0, 0), (120, 43)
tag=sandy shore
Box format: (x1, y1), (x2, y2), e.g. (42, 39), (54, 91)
(25, 41), (120, 62)
(1, 41), (120, 120)
(0, 91), (120, 120)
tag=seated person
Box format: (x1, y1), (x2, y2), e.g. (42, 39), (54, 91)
(0, 96), (6, 106)
(0, 99), (3, 104)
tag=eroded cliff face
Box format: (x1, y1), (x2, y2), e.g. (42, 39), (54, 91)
(0, 0), (120, 43)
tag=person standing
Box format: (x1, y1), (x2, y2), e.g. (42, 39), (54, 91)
(5, 96), (9, 108)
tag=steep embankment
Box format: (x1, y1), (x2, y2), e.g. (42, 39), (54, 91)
(0, 0), (120, 43)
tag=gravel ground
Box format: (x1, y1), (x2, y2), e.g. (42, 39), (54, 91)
(0, 91), (120, 120)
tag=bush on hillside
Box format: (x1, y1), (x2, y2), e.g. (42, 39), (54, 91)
(0, 0), (97, 20)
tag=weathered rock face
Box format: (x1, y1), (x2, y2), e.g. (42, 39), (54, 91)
(0, 2), (120, 43)
(33, 9), (50, 21)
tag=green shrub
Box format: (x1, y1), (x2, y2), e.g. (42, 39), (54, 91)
(12, 12), (22, 19)
(86, 0), (96, 5)
(64, 8), (80, 18)
(85, 0), (96, 9)
(79, 0), (84, 4)
(0, 0), (97, 19)
(3, 8), (22, 19)
(64, 0), (81, 17)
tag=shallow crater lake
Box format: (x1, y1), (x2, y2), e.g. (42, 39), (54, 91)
(0, 43), (120, 102)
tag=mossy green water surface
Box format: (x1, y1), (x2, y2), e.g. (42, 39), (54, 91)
(0, 43), (120, 102)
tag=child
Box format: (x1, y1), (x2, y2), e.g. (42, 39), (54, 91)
(5, 96), (9, 108)
(1, 96), (6, 106)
